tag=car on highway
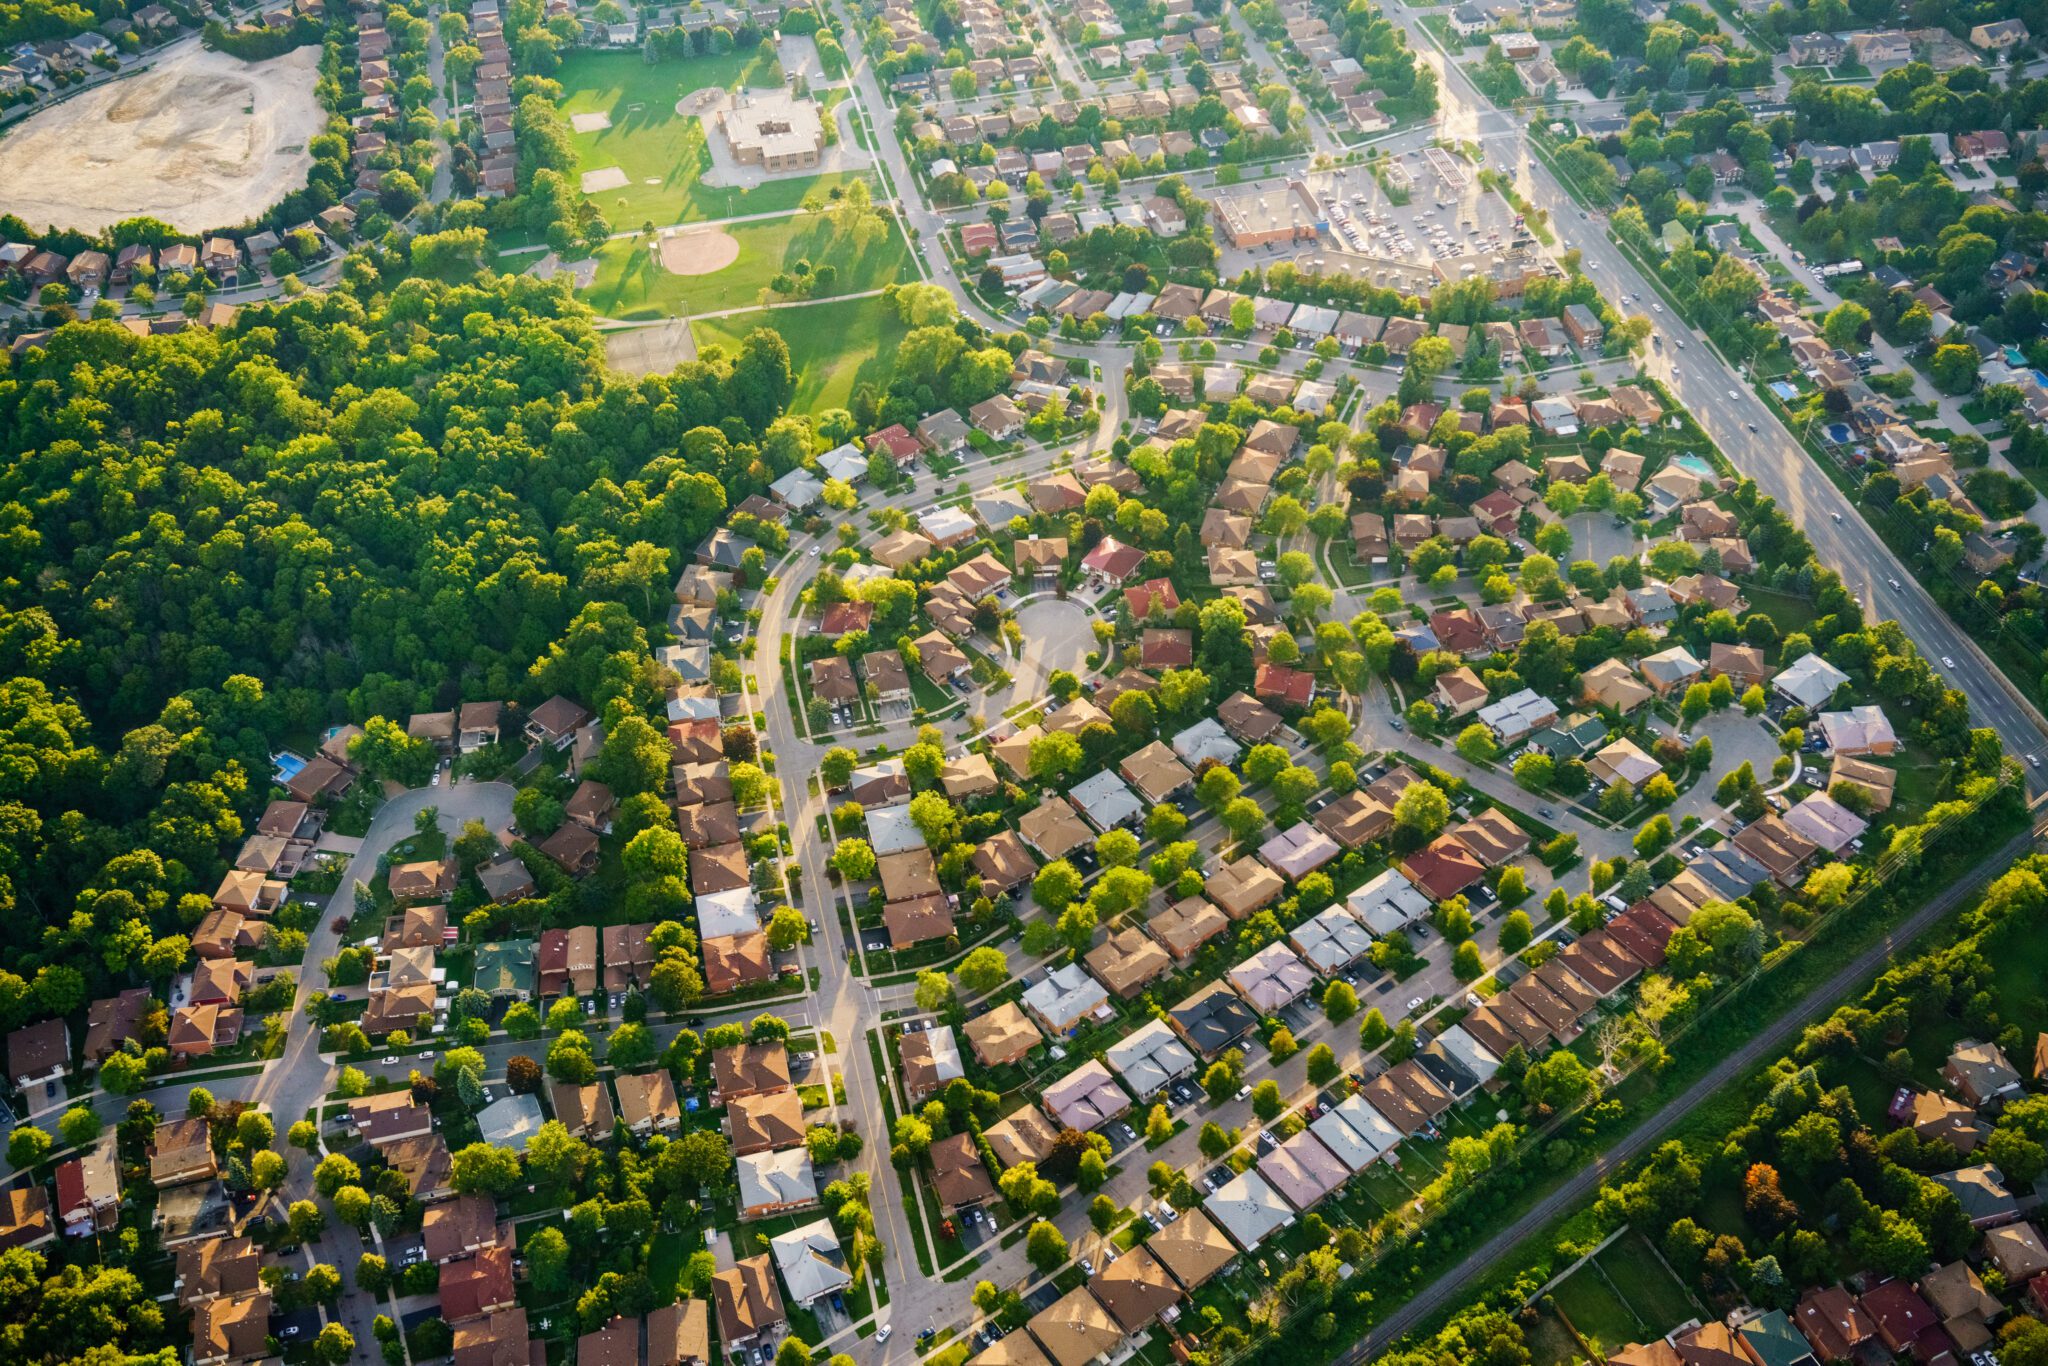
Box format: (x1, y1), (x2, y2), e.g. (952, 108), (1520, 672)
(1831, 512), (1842, 522)
(1747, 423), (1758, 432)
(1726, 389), (1738, 400)
(1942, 656), (1956, 669)
(2031, 755), (2042, 770)
(1889, 577), (1902, 589)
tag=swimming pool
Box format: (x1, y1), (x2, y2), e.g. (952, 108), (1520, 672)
(272, 752), (308, 783)
(1671, 454), (1718, 480)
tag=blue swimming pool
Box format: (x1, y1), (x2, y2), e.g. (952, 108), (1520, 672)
(1672, 454), (1718, 479)
(272, 752), (307, 783)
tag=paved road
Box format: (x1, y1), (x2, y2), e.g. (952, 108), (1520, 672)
(1384, 3), (2048, 779)
(1343, 802), (2048, 1359)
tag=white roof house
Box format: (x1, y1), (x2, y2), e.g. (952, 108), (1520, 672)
(1105, 1019), (1197, 1098)
(1346, 867), (1432, 935)
(920, 506), (977, 544)
(695, 887), (761, 941)
(1477, 687), (1559, 742)
(737, 1148), (817, 1210)
(1070, 769), (1145, 830)
(1205, 1170), (1293, 1250)
(1172, 717), (1241, 768)
(770, 1219), (853, 1305)
(1320, 1093), (1402, 1162)
(1289, 906), (1373, 974)
(1259, 823), (1342, 881)
(770, 468), (825, 509)
(1309, 1100), (1385, 1170)
(1022, 962), (1112, 1036)
(1228, 941), (1316, 1013)
(1432, 1025), (1503, 1087)
(1818, 704), (1896, 755)
(866, 803), (928, 856)
(1775, 653), (1849, 709)
(475, 1093), (546, 1149)
(819, 443), (868, 483)
(916, 1025), (967, 1089)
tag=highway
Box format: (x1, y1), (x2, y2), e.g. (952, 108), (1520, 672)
(1385, 7), (2048, 776)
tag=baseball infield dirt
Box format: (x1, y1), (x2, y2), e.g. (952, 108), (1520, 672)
(656, 228), (740, 276)
(0, 44), (326, 234)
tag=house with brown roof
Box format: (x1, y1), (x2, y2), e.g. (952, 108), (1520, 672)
(704, 930), (774, 995)
(56, 1145), (120, 1237)
(614, 1070), (683, 1136)
(712, 1254), (787, 1348)
(1148, 896), (1229, 961)
(538, 821), (600, 875)
(1086, 927), (1172, 999)
(192, 1288), (271, 1366)
(175, 1233), (260, 1306)
(442, 1244), (519, 1323)
(965, 1002), (1041, 1066)
(149, 1117), (219, 1188)
(1091, 1243), (1181, 1330)
(424, 1192), (508, 1264)
(549, 1080), (615, 1141)
(712, 1041), (791, 1100)
(931, 1131), (996, 1210)
(389, 856), (458, 902)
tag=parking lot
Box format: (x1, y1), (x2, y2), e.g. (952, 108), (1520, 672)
(1220, 155), (1535, 278)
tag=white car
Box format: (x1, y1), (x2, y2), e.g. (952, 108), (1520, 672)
(1942, 656), (1956, 669)
(809, 545), (821, 557)
(876, 1326), (893, 1344)
(1235, 1084), (1252, 1101)
(1726, 389), (1738, 401)
(1406, 997), (1424, 1010)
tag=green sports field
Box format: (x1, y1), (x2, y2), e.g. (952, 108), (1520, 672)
(557, 50), (867, 226)
(692, 296), (907, 412)
(580, 210), (913, 319)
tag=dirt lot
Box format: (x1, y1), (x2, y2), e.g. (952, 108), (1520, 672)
(656, 228), (740, 276)
(0, 44), (326, 234)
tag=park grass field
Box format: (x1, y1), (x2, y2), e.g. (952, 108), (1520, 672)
(580, 210), (914, 318)
(692, 295), (907, 411)
(556, 49), (865, 226)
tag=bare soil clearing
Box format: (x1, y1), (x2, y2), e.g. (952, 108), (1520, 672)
(0, 45), (326, 234)
(656, 228), (740, 276)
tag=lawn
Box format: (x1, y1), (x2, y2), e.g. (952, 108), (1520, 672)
(556, 49), (867, 226)
(580, 211), (913, 319)
(1597, 1234), (1697, 1332)
(692, 296), (908, 411)
(1549, 1263), (1643, 1358)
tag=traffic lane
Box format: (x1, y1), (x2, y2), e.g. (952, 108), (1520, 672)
(1614, 270), (2048, 768)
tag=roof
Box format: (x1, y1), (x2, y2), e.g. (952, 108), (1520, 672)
(1105, 1019), (1197, 1095)
(1206, 856), (1284, 918)
(713, 1041), (791, 1097)
(712, 1255), (787, 1344)
(1041, 1059), (1130, 1130)
(737, 1147), (817, 1210)
(1085, 927), (1171, 998)
(1205, 1169), (1292, 1250)
(1028, 1285), (1124, 1366)
(769, 1218), (853, 1303)
(985, 1105), (1060, 1168)
(1090, 1242), (1181, 1330)
(964, 1002), (1041, 1065)
(930, 1130), (996, 1208)
(1228, 941), (1315, 1013)
(1258, 1130), (1349, 1210)
(1776, 652), (1849, 708)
